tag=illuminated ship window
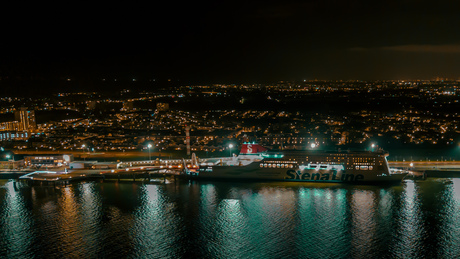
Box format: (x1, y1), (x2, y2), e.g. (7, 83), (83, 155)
(277, 164), (280, 168)
(289, 164), (293, 168)
(369, 166), (373, 170)
(268, 164), (272, 168)
(281, 164), (285, 168)
(360, 166), (368, 170)
(260, 164), (264, 167)
(355, 166), (359, 170)
(264, 164), (268, 168)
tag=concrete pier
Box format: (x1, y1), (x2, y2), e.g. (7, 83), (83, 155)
(17, 167), (183, 186)
(389, 161), (460, 178)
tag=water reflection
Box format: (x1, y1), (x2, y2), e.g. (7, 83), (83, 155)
(77, 183), (103, 256)
(350, 189), (377, 257)
(438, 178), (460, 258)
(0, 179), (459, 258)
(0, 181), (34, 258)
(297, 187), (349, 258)
(391, 181), (424, 258)
(54, 187), (84, 256)
(132, 184), (182, 258)
(212, 199), (247, 258)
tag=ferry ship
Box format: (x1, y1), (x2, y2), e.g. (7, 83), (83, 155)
(189, 143), (407, 183)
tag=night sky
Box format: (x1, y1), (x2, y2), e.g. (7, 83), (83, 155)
(1, 1), (460, 93)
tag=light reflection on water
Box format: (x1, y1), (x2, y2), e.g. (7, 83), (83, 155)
(132, 184), (182, 258)
(0, 179), (459, 258)
(350, 189), (377, 257)
(0, 181), (34, 258)
(438, 178), (460, 258)
(391, 180), (425, 258)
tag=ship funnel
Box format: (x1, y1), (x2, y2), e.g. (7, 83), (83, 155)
(240, 142), (268, 154)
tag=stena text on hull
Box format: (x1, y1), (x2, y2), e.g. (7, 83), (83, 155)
(186, 142), (408, 184)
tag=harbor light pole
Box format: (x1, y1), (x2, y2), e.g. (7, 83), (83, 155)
(82, 144), (86, 161)
(228, 144), (233, 157)
(148, 144), (152, 161)
(82, 144), (89, 154)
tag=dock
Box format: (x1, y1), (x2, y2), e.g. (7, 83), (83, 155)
(3, 160), (460, 186)
(389, 161), (460, 178)
(15, 160), (191, 186)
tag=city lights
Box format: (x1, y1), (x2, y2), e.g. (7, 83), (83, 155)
(0, 81), (458, 162)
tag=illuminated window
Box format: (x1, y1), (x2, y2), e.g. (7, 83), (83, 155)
(369, 166), (373, 170)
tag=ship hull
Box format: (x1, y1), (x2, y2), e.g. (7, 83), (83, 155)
(193, 163), (407, 183)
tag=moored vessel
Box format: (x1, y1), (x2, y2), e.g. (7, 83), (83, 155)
(188, 142), (407, 184)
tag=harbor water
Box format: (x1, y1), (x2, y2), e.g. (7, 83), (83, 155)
(1, 178), (460, 258)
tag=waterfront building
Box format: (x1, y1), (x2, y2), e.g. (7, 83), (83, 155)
(24, 154), (74, 167)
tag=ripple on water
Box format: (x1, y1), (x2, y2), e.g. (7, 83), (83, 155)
(0, 179), (460, 258)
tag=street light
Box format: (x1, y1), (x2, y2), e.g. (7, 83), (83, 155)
(148, 144), (152, 161)
(82, 144), (86, 161)
(371, 143), (376, 151)
(228, 144), (234, 157)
